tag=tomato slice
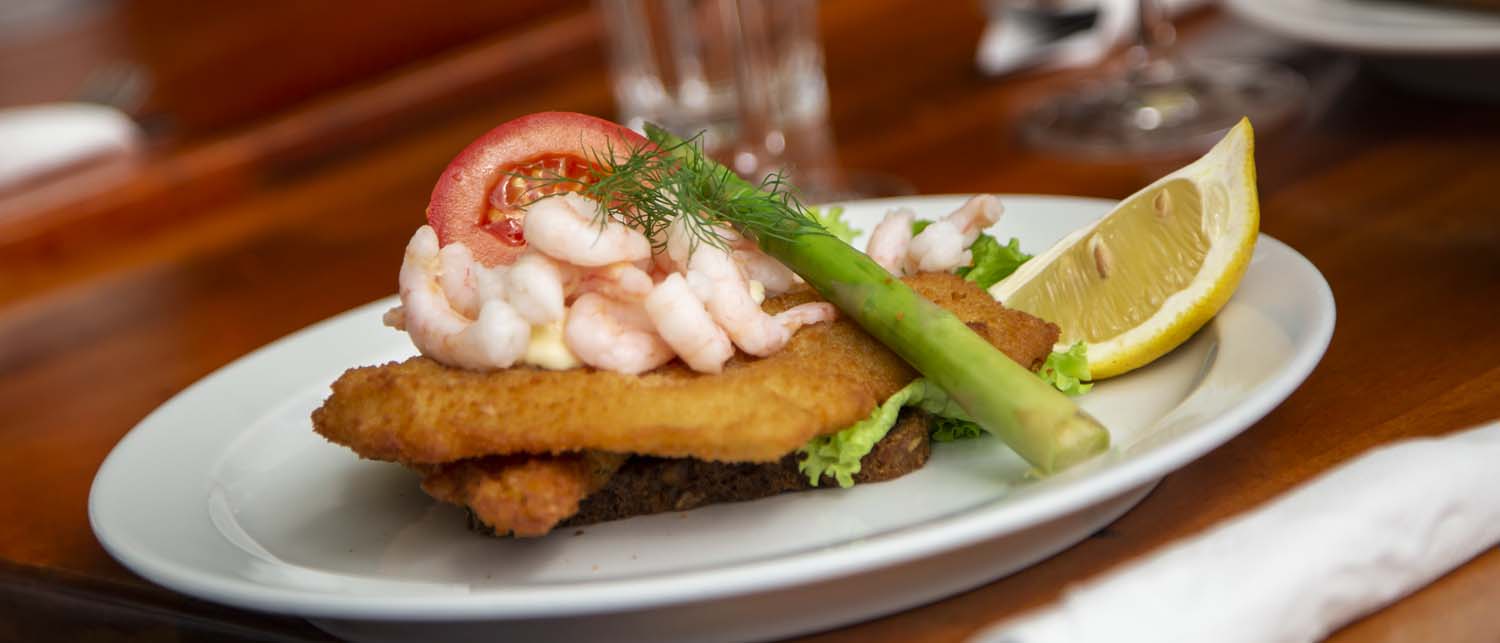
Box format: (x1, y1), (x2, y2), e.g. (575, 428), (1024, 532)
(426, 112), (648, 267)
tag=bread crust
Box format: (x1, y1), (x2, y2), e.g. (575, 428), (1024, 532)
(457, 410), (934, 536)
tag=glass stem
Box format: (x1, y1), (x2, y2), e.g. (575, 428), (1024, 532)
(1135, 0), (1168, 50)
(1128, 0), (1175, 81)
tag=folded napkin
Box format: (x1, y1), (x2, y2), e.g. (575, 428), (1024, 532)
(974, 420), (1500, 643)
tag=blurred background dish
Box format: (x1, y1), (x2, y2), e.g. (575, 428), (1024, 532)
(1018, 0), (1307, 158)
(1226, 0), (1500, 102)
(1224, 0), (1500, 54)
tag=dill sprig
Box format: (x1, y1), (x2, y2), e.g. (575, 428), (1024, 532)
(512, 126), (829, 253)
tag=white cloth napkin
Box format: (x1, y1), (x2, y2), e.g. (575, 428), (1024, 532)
(0, 103), (142, 191)
(973, 421), (1500, 643)
(977, 0), (1211, 77)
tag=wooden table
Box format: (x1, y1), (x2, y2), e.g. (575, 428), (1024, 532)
(2, 2), (1498, 641)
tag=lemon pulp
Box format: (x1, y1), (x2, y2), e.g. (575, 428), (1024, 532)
(991, 119), (1259, 379)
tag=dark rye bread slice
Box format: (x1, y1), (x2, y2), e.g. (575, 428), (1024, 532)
(466, 409), (933, 534)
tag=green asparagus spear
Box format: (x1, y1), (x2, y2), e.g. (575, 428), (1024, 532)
(647, 126), (1107, 473)
(764, 230), (1107, 472)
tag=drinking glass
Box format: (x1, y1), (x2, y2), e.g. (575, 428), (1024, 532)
(597, 0), (908, 201)
(1019, 0), (1306, 157)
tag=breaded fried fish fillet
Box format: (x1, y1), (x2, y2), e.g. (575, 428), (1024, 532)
(447, 409), (934, 537)
(418, 451), (627, 537)
(312, 272), (1058, 465)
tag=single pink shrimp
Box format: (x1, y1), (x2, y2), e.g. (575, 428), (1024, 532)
(392, 226), (530, 370)
(644, 273), (735, 373)
(504, 250), (574, 325)
(866, 208), (916, 276)
(685, 241), (835, 357)
(436, 242), (508, 319)
(906, 195), (1003, 274)
(523, 193), (652, 267)
(575, 262), (655, 302)
(564, 293), (675, 375)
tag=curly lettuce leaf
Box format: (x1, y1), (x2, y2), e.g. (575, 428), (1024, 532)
(1039, 341), (1093, 396)
(799, 380), (924, 488)
(956, 235), (1031, 289)
(801, 379), (991, 486)
(808, 205), (859, 244)
(908, 377), (969, 419)
(930, 415), (984, 442)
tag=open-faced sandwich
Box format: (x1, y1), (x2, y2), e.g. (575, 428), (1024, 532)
(311, 112), (1109, 537)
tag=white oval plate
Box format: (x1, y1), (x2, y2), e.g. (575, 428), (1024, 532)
(1225, 0), (1500, 55)
(90, 195), (1334, 643)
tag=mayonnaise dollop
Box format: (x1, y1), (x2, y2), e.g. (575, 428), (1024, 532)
(523, 320), (580, 370)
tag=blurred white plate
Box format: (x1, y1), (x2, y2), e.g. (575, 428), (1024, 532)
(89, 195), (1334, 643)
(1226, 0), (1500, 55)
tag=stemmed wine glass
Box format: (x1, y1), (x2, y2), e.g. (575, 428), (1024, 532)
(1020, 0), (1306, 157)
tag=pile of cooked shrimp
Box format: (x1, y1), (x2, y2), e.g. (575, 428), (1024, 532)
(385, 193), (1002, 375)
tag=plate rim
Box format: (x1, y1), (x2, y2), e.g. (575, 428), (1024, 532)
(89, 194), (1336, 620)
(1225, 0), (1500, 55)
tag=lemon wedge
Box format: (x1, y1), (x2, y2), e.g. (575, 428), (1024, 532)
(990, 119), (1259, 379)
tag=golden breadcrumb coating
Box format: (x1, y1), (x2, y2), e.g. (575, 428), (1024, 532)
(311, 272), (1058, 465)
